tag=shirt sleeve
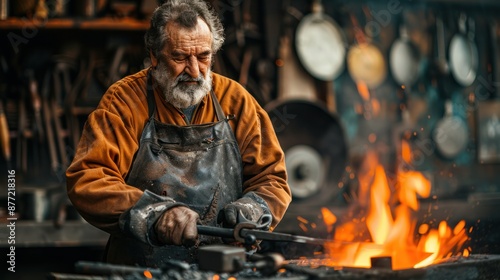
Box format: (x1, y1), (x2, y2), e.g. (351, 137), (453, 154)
(66, 78), (149, 235)
(66, 108), (142, 235)
(233, 92), (292, 231)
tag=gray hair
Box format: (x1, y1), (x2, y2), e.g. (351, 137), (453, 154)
(145, 0), (225, 58)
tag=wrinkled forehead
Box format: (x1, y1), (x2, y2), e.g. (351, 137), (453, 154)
(164, 17), (213, 50)
(166, 16), (211, 35)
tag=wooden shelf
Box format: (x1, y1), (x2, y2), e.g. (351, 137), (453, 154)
(0, 17), (149, 31)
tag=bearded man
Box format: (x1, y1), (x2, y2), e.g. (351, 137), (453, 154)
(66, 0), (291, 267)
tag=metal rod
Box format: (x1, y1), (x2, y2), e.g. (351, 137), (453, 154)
(197, 225), (331, 246)
(75, 261), (163, 277)
(197, 225), (235, 239)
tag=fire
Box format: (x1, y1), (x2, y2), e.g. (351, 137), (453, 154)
(321, 207), (337, 234)
(366, 164), (393, 245)
(321, 143), (471, 270)
(355, 80), (381, 119)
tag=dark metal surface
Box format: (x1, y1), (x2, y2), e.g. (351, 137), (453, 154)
(198, 245), (246, 272)
(265, 99), (348, 207)
(285, 254), (500, 280)
(47, 254), (500, 280)
(74, 260), (164, 277)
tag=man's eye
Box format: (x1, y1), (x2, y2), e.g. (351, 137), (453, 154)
(169, 54), (211, 63)
(173, 56), (187, 62)
(198, 55), (210, 62)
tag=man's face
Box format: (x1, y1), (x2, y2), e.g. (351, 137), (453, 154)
(151, 18), (213, 109)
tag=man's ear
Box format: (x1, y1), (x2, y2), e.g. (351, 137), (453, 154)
(150, 51), (158, 68)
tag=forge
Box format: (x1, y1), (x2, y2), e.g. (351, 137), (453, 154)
(48, 251), (500, 280)
(283, 254), (500, 279)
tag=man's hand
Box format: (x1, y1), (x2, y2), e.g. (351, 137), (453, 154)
(223, 197), (265, 227)
(155, 206), (199, 246)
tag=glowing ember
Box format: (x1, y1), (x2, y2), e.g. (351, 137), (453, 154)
(321, 207), (337, 233)
(355, 80), (381, 119)
(143, 270), (153, 279)
(356, 80), (371, 101)
(319, 145), (471, 270)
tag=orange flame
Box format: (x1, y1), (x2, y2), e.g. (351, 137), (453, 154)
(366, 165), (393, 245)
(355, 80), (381, 118)
(356, 81), (371, 101)
(321, 147), (471, 270)
(401, 139), (412, 163)
(321, 207), (337, 234)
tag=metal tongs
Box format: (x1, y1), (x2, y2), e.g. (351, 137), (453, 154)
(197, 213), (330, 246)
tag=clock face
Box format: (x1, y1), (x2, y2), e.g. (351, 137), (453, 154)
(295, 13), (346, 81)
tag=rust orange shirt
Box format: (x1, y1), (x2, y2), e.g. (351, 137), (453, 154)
(66, 68), (291, 234)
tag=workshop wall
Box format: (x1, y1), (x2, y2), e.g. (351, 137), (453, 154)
(264, 0), (500, 254)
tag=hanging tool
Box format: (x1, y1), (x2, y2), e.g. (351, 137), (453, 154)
(0, 100), (10, 166)
(25, 69), (45, 176)
(26, 69), (45, 142)
(294, 0), (347, 82)
(41, 70), (60, 173)
(449, 13), (478, 87)
(347, 7), (387, 90)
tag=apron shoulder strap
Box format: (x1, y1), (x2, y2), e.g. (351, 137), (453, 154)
(146, 70), (156, 119)
(210, 90), (226, 121)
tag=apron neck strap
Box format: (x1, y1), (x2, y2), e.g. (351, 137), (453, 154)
(146, 70), (226, 121)
(146, 70), (156, 119)
(209, 90), (226, 121)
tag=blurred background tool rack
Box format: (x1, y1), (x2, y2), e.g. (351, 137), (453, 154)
(0, 2), (152, 278)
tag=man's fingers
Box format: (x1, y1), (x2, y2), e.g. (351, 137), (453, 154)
(182, 220), (198, 246)
(175, 208), (199, 246)
(156, 206), (199, 246)
(155, 214), (173, 244)
(166, 220), (179, 245)
(224, 205), (237, 226)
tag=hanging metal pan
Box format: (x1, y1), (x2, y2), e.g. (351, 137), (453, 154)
(389, 18), (421, 88)
(449, 13), (478, 87)
(432, 14), (469, 160)
(265, 99), (348, 205)
(347, 11), (387, 89)
(433, 100), (468, 159)
(294, 0), (347, 81)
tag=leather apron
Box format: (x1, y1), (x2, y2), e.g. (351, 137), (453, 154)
(106, 73), (243, 267)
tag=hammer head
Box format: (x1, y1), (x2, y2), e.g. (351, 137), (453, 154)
(198, 245), (246, 273)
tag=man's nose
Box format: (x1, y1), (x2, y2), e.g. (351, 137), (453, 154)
(184, 56), (200, 78)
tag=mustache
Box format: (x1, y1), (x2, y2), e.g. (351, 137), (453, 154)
(174, 73), (204, 85)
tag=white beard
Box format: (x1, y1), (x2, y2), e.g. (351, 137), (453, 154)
(152, 61), (212, 109)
